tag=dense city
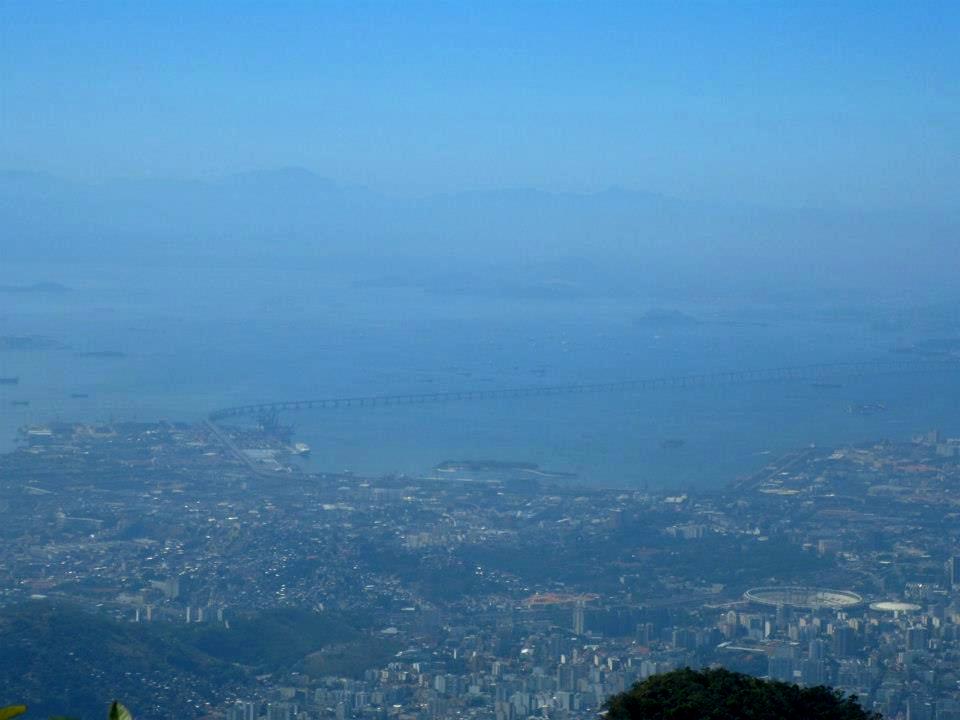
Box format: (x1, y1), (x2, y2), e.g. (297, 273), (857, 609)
(3, 417), (960, 720)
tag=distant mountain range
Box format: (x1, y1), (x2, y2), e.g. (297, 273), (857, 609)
(2, 168), (957, 297)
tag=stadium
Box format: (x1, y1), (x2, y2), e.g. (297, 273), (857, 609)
(869, 601), (922, 614)
(744, 586), (863, 610)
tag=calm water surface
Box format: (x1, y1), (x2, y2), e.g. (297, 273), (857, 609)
(1, 262), (955, 489)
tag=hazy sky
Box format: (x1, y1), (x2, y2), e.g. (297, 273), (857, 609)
(2, 1), (957, 209)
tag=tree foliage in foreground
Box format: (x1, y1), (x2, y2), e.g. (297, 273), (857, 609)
(605, 667), (881, 720)
(0, 700), (129, 720)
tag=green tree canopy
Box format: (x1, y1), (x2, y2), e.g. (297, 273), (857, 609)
(604, 667), (880, 720)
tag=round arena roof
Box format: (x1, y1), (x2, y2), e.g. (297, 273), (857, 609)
(869, 601), (922, 613)
(744, 586), (863, 610)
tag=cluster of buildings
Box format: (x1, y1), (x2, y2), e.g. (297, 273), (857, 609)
(4, 421), (960, 719)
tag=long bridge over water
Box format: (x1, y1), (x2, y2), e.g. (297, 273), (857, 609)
(208, 359), (960, 422)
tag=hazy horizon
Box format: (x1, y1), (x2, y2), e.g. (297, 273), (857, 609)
(4, 5), (960, 720)
(3, 2), (958, 210)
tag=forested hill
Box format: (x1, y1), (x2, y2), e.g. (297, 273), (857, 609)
(0, 601), (372, 720)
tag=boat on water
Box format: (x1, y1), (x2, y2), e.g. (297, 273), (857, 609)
(0, 377), (19, 385)
(70, 393), (89, 399)
(660, 438), (686, 449)
(11, 400), (29, 406)
(847, 402), (887, 416)
(293, 442), (311, 456)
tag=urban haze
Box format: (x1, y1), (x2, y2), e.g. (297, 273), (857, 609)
(1, 3), (960, 720)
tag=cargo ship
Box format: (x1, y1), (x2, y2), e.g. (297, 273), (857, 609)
(0, 377), (19, 385)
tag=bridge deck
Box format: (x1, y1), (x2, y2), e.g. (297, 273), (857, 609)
(208, 360), (960, 421)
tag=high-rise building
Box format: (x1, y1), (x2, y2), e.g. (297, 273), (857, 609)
(636, 622), (654, 644)
(907, 626), (930, 652)
(832, 626), (858, 658)
(947, 556), (960, 588)
(573, 601), (585, 635)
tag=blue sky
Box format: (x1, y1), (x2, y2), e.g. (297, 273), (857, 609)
(2, 1), (957, 209)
